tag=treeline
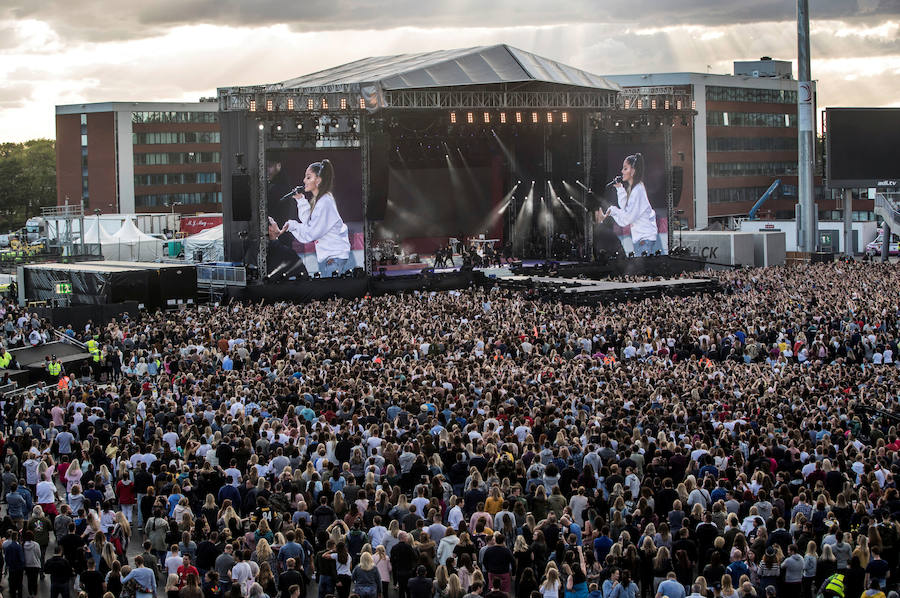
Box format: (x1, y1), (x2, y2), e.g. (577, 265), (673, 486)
(0, 139), (56, 233)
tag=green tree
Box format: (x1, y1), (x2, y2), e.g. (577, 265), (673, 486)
(0, 139), (56, 232)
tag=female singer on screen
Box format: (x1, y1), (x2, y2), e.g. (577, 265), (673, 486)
(598, 153), (659, 255)
(268, 159), (351, 277)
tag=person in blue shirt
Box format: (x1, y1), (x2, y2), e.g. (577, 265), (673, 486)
(218, 482), (241, 512)
(122, 554), (158, 598)
(593, 527), (614, 564)
(3, 530), (26, 598)
(222, 354), (234, 371)
(602, 568), (620, 598)
(656, 572), (686, 598)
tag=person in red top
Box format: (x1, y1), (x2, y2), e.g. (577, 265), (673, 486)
(177, 554), (200, 588)
(116, 474), (137, 524)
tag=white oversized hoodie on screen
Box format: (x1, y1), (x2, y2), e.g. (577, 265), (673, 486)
(285, 192), (351, 261)
(608, 182), (658, 244)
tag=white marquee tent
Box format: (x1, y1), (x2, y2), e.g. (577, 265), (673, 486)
(183, 224), (224, 262)
(107, 217), (163, 261)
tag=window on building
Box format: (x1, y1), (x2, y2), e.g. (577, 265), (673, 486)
(705, 86), (798, 104)
(132, 151), (221, 166)
(81, 134), (88, 146)
(132, 131), (221, 145)
(708, 161), (797, 177)
(707, 111), (797, 128)
(707, 136), (798, 152)
(133, 171), (222, 186)
(131, 111), (218, 124)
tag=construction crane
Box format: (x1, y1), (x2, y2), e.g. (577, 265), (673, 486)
(747, 179), (782, 220)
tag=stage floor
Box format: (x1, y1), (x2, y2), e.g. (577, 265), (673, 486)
(379, 259), (578, 278)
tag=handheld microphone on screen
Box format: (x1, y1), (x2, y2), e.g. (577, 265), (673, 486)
(279, 186), (303, 201)
(605, 176), (623, 188)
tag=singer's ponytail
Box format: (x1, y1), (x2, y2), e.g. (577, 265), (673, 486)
(308, 159), (335, 200)
(626, 153), (644, 189)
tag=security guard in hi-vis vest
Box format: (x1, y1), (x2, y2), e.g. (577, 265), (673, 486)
(0, 347), (12, 369)
(820, 573), (845, 598)
(46, 355), (63, 380)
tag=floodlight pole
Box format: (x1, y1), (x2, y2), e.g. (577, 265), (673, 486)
(797, 0), (817, 252)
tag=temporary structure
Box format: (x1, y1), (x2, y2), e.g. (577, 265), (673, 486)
(108, 217), (163, 261)
(82, 219), (117, 245)
(183, 224), (224, 262)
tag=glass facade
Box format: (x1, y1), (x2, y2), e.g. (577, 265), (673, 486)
(707, 136), (798, 152)
(706, 86), (798, 104)
(708, 161), (797, 177)
(133, 151), (221, 166)
(131, 111), (218, 124)
(134, 192), (222, 207)
(80, 115), (88, 206)
(133, 131), (220, 145)
(820, 210), (876, 221)
(707, 111), (796, 128)
(708, 187), (774, 204)
(134, 172), (220, 186)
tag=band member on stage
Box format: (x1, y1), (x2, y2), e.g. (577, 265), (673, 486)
(268, 159), (351, 277)
(598, 152), (659, 255)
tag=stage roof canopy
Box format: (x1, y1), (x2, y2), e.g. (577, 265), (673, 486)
(273, 45), (619, 92)
(218, 45), (620, 111)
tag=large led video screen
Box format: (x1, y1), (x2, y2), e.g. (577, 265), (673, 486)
(265, 149), (364, 276)
(827, 108), (900, 187)
(599, 142), (669, 255)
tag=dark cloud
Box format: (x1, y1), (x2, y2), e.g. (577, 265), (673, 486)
(2, 0), (899, 43)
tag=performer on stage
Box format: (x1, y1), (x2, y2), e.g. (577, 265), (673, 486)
(598, 152), (659, 255)
(268, 159), (351, 277)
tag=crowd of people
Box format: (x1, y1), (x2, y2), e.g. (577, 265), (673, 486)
(0, 260), (898, 598)
(1, 297), (51, 354)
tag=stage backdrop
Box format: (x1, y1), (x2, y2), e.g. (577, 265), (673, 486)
(376, 166), (497, 256)
(603, 142), (669, 255)
(265, 149), (365, 275)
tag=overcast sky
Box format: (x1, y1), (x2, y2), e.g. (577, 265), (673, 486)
(1, 0), (899, 142)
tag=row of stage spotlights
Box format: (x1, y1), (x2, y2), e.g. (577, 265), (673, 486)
(258, 116), (357, 134)
(249, 97), (367, 112)
(449, 111), (570, 125)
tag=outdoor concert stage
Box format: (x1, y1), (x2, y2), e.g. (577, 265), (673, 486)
(218, 45), (695, 280)
(497, 274), (719, 305)
(225, 255), (717, 304)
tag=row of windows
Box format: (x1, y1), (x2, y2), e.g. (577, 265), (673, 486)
(133, 151), (221, 166)
(134, 172), (221, 186)
(707, 136), (798, 152)
(820, 210), (877, 222)
(706, 86), (798, 104)
(707, 111), (796, 128)
(708, 161), (797, 177)
(80, 117), (89, 201)
(131, 111), (218, 124)
(709, 187), (767, 204)
(133, 131), (221, 145)
(135, 192), (223, 207)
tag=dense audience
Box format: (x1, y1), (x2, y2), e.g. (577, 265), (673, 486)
(0, 261), (898, 598)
